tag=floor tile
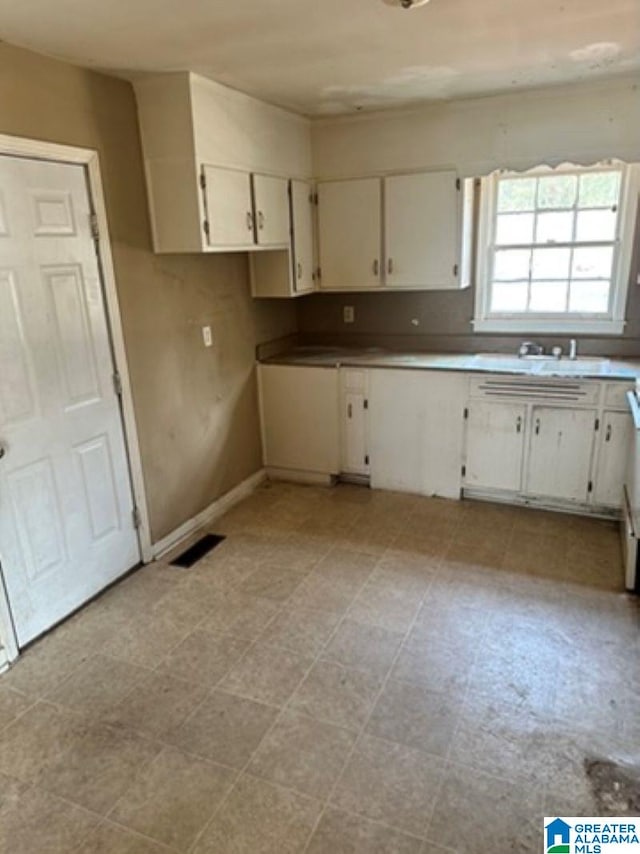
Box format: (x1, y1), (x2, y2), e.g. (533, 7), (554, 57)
(99, 612), (191, 669)
(110, 745), (235, 850)
(290, 660), (381, 731)
(248, 708), (356, 799)
(158, 629), (250, 687)
(0, 785), (98, 854)
(322, 619), (403, 679)
(2, 631), (93, 700)
(306, 806), (424, 853)
(77, 820), (171, 853)
(219, 643), (313, 706)
(347, 571), (425, 633)
(46, 654), (150, 718)
(313, 548), (377, 587)
(108, 671), (209, 738)
(198, 592), (282, 638)
(367, 679), (460, 757)
(191, 773), (322, 853)
(331, 733), (445, 837)
(390, 635), (476, 694)
(37, 720), (161, 814)
(237, 564), (307, 601)
(257, 606), (340, 656)
(0, 684), (31, 731)
(169, 689), (279, 768)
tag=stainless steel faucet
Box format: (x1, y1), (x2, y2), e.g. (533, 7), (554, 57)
(569, 339), (578, 360)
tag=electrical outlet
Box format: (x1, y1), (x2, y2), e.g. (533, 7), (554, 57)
(202, 325), (213, 347)
(343, 306), (355, 324)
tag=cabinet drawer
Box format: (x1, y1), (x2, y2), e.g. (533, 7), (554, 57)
(603, 382), (634, 410)
(468, 375), (600, 405)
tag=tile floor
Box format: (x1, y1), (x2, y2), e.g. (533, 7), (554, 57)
(0, 482), (638, 853)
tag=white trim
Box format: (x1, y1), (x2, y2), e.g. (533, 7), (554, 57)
(473, 161), (640, 335)
(152, 469), (267, 560)
(0, 134), (152, 659)
(266, 467), (335, 485)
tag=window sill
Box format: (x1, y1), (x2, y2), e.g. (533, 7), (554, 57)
(472, 317), (625, 335)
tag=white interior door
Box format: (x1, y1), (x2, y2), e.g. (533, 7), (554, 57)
(384, 171), (459, 289)
(203, 165), (254, 248)
(526, 406), (596, 502)
(317, 178), (381, 289)
(0, 155), (140, 645)
(465, 401), (526, 492)
(290, 180), (315, 294)
(253, 174), (290, 247)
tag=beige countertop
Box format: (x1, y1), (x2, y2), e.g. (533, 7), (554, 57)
(261, 347), (640, 380)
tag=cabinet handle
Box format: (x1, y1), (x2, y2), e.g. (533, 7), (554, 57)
(387, 258), (394, 274)
(347, 403), (353, 419)
(258, 211), (264, 230)
(373, 259), (379, 276)
(297, 262), (302, 280)
(605, 424), (612, 442)
(534, 417), (540, 435)
(516, 416), (522, 433)
(246, 211), (253, 231)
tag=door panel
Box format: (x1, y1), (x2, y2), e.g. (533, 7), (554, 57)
(465, 402), (525, 492)
(526, 407), (595, 502)
(253, 174), (289, 246)
(0, 155), (140, 645)
(342, 391), (368, 475)
(317, 178), (381, 289)
(291, 180), (314, 294)
(594, 411), (632, 507)
(203, 165), (254, 247)
(385, 171), (458, 289)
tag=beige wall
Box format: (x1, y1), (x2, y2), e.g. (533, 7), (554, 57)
(0, 43), (296, 541)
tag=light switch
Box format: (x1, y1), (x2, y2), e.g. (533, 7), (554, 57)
(343, 306), (355, 324)
(202, 325), (213, 347)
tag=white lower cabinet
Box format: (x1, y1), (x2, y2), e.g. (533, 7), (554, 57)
(464, 401), (525, 492)
(594, 411), (633, 507)
(525, 406), (596, 502)
(340, 370), (369, 476)
(258, 364), (339, 477)
(369, 369), (466, 498)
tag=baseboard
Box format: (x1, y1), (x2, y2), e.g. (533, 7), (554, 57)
(151, 469), (267, 561)
(462, 487), (620, 520)
(266, 467), (335, 486)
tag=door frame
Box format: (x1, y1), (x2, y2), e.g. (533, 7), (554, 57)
(0, 134), (152, 665)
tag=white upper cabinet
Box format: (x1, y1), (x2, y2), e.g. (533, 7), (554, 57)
(384, 171), (459, 289)
(290, 180), (315, 294)
(134, 72), (312, 253)
(317, 178), (382, 290)
(203, 166), (254, 248)
(252, 174), (290, 247)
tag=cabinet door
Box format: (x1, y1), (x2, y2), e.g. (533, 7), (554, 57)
(258, 365), (339, 475)
(342, 391), (369, 475)
(385, 171), (458, 289)
(594, 411), (633, 507)
(203, 165), (254, 247)
(290, 180), (315, 294)
(465, 402), (526, 492)
(317, 178), (382, 289)
(526, 407), (596, 502)
(253, 174), (290, 246)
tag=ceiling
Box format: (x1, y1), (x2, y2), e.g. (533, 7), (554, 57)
(0, 0), (638, 115)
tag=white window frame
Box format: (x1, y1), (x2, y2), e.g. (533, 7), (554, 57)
(473, 161), (640, 335)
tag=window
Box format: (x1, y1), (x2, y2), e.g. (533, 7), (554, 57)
(473, 162), (639, 334)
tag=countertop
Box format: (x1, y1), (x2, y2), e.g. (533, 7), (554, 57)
(261, 347), (640, 380)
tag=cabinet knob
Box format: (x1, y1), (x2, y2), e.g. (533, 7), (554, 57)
(605, 424), (612, 442)
(387, 258), (394, 274)
(347, 403), (353, 419)
(373, 259), (379, 276)
(516, 416), (522, 433)
(297, 262), (302, 279)
(534, 418), (541, 435)
(258, 211), (265, 230)
(246, 212), (253, 231)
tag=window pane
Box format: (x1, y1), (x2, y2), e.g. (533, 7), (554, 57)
(537, 174), (577, 209)
(571, 246), (613, 279)
(576, 209), (617, 242)
(531, 247), (571, 280)
(568, 280), (610, 313)
(496, 213), (534, 245)
(529, 281), (568, 312)
(493, 249), (530, 280)
(490, 281), (528, 312)
(578, 171), (621, 208)
(536, 211), (574, 244)
(497, 178), (536, 212)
